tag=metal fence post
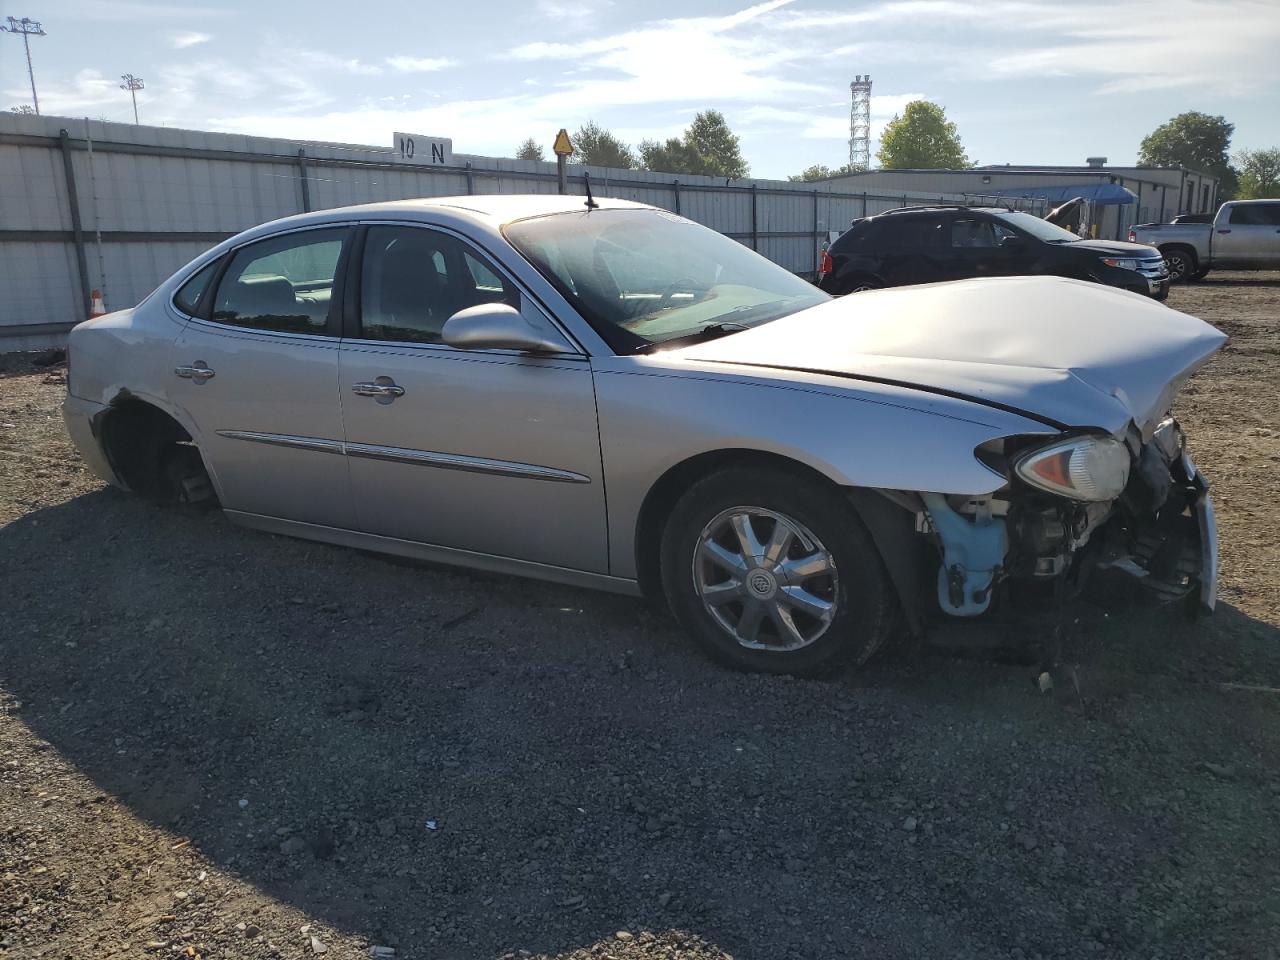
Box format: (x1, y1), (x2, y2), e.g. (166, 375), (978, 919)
(672, 179), (681, 214)
(862, 192), (867, 218)
(297, 148), (311, 213)
(750, 182), (759, 251)
(465, 160), (475, 195)
(58, 128), (91, 318)
(812, 189), (820, 277)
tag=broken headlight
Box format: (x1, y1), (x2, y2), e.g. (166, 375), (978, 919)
(1013, 434), (1131, 502)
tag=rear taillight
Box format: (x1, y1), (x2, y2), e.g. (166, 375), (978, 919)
(1127, 229), (1135, 242)
(819, 250), (834, 276)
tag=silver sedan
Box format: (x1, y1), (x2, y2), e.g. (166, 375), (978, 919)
(63, 195), (1225, 675)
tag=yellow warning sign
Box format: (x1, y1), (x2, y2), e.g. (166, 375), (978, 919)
(552, 128), (574, 156)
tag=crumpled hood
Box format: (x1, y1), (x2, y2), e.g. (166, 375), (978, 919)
(678, 276), (1226, 435)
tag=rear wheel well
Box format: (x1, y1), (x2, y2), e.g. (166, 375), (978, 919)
(1158, 243), (1199, 268)
(836, 270), (883, 293)
(98, 399), (212, 503)
(634, 450), (850, 604)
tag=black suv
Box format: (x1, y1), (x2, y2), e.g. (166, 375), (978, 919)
(819, 206), (1170, 300)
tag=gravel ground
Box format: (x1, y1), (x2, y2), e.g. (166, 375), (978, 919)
(2, 274), (1279, 960)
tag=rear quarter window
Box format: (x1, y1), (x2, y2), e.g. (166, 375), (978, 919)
(173, 259), (221, 316)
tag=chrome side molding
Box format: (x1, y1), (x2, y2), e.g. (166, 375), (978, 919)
(215, 430), (590, 484)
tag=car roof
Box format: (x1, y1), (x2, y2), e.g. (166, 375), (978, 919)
(317, 194), (654, 225)
(873, 205), (1010, 218)
(220, 194), (661, 249)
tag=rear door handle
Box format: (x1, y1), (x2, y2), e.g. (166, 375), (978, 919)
(175, 362), (215, 383)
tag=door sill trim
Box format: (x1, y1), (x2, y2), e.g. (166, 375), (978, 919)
(223, 510), (642, 597)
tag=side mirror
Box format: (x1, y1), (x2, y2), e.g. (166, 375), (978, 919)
(442, 303), (572, 354)
(1000, 235), (1027, 251)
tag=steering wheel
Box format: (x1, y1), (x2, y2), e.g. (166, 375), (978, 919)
(656, 276), (710, 309)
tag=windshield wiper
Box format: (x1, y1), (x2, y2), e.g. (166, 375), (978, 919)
(635, 322), (750, 353)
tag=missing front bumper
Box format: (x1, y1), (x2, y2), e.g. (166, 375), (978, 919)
(1089, 465), (1217, 614)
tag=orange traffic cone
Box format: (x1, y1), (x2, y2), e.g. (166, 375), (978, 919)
(89, 289), (106, 319)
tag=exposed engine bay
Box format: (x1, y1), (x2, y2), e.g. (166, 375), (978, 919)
(912, 416), (1215, 620)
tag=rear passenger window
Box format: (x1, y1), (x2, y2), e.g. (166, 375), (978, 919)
(877, 217), (945, 250)
(211, 228), (347, 334)
(174, 258), (220, 316)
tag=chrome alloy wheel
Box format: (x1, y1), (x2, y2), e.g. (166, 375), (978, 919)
(1164, 251), (1189, 282)
(692, 506), (839, 651)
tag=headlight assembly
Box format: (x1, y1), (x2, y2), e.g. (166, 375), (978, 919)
(1014, 434), (1131, 502)
(1100, 257), (1140, 270)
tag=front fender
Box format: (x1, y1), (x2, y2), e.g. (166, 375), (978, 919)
(593, 358), (1054, 579)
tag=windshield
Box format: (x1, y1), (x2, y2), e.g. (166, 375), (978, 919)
(504, 208), (829, 352)
(993, 210), (1083, 244)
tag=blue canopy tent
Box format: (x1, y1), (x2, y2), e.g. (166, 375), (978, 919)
(984, 182), (1138, 205)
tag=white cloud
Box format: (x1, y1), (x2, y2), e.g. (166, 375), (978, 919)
(536, 0), (613, 19)
(779, 0), (1280, 97)
(385, 56), (456, 73)
(58, 0), (228, 21)
(5, 68), (119, 114)
(503, 0), (820, 118)
(169, 31), (211, 49)
(985, 3), (1280, 96)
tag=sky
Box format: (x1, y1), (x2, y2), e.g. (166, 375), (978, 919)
(2, 0), (1278, 180)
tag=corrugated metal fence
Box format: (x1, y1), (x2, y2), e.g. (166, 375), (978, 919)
(0, 114), (1047, 348)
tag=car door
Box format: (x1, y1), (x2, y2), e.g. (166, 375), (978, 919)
(946, 215), (1031, 279)
(1214, 203), (1280, 267)
(337, 223), (609, 573)
(876, 215), (949, 285)
(168, 225), (356, 528)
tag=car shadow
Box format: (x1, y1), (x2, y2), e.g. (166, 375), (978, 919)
(4, 489), (1279, 958)
(1191, 276), (1280, 287)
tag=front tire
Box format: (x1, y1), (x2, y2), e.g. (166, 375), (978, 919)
(659, 467), (895, 676)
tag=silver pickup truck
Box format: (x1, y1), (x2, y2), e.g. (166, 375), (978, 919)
(1130, 199), (1280, 282)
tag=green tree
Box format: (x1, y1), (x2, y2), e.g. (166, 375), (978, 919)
(875, 101), (970, 170)
(569, 120), (636, 169)
(788, 163), (857, 182)
(639, 136), (702, 175)
(637, 111), (749, 178)
(1138, 112), (1238, 198)
(1234, 147), (1280, 200)
(515, 137), (545, 162)
(683, 109), (748, 179)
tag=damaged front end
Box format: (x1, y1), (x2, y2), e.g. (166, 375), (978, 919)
(914, 416), (1217, 623)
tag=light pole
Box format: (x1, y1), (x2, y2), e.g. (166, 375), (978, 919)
(120, 74), (144, 125)
(1, 17), (46, 116)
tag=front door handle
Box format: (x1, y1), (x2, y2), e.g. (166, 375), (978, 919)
(175, 362), (215, 383)
(352, 379), (405, 403)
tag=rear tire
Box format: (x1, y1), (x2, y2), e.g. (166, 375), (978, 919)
(843, 275), (883, 294)
(659, 467), (895, 677)
(1161, 248), (1196, 284)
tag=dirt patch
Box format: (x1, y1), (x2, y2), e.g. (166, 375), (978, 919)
(2, 275), (1279, 960)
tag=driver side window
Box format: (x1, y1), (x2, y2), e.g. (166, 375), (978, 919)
(950, 218), (1003, 248)
(360, 226), (518, 344)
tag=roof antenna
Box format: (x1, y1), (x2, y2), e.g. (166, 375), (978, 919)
(583, 170), (599, 210)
